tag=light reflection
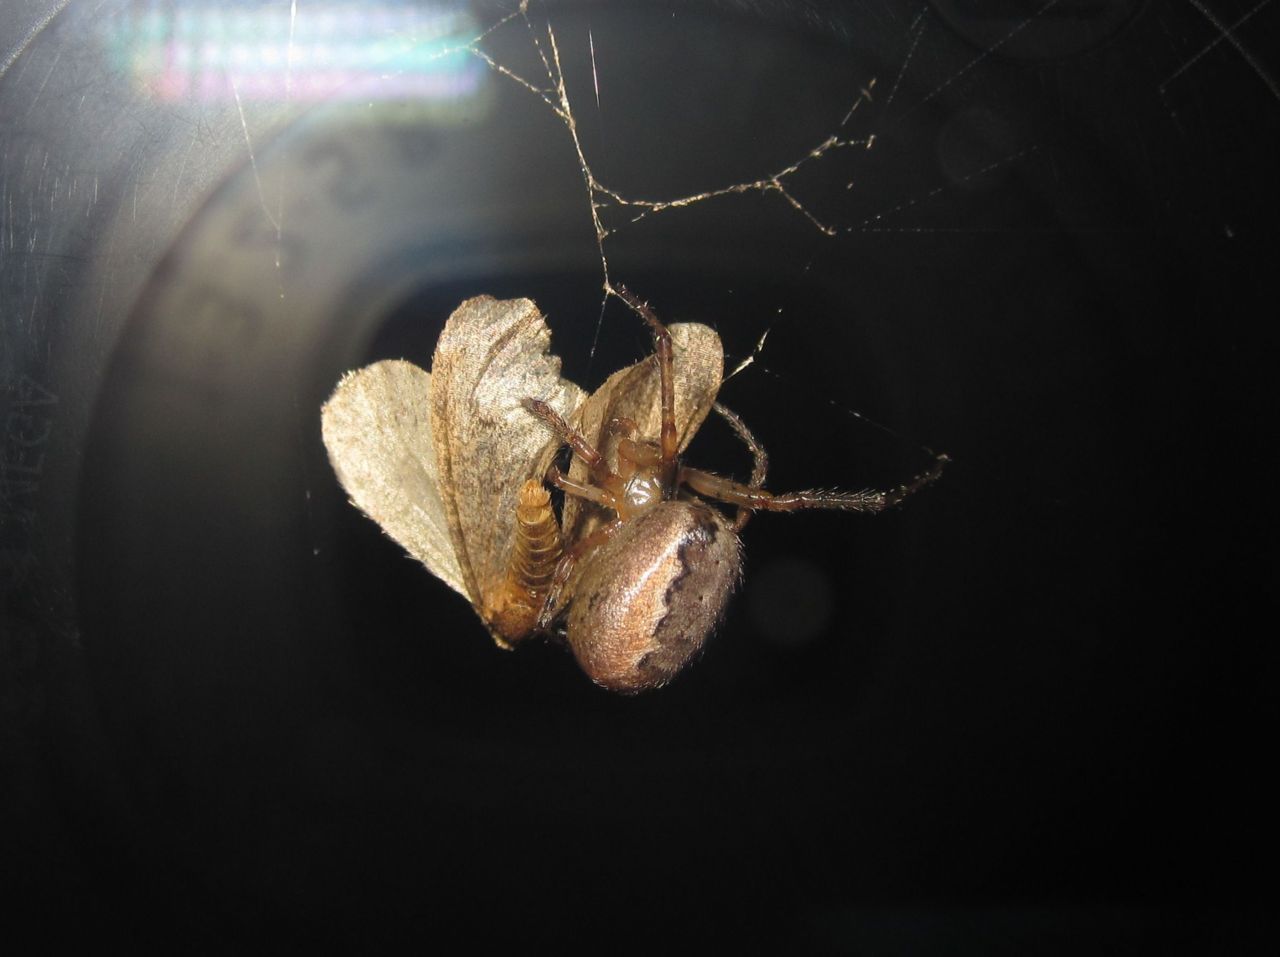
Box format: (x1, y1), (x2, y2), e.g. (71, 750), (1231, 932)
(102, 0), (485, 110)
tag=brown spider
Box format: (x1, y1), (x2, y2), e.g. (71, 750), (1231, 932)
(321, 290), (945, 694)
(518, 286), (948, 692)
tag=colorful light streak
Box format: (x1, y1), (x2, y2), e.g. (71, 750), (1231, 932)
(102, 1), (486, 108)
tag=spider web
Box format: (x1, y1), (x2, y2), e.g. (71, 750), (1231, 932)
(453, 0), (1048, 451)
(472, 7), (873, 226)
(462, 1), (880, 356)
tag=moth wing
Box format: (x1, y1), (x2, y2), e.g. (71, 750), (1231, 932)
(563, 321), (723, 539)
(429, 296), (586, 612)
(321, 360), (469, 599)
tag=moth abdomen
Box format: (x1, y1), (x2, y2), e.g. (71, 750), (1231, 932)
(511, 479), (562, 594)
(482, 479), (563, 645)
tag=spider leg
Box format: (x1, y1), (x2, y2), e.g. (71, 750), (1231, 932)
(680, 453), (949, 515)
(535, 517), (625, 632)
(545, 464), (613, 507)
(712, 402), (768, 488)
(711, 401), (769, 530)
(523, 397), (627, 498)
(614, 285), (678, 478)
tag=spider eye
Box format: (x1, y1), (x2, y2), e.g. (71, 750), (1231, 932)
(566, 502), (741, 692)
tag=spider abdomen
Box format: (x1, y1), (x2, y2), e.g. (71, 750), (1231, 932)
(566, 501), (742, 693)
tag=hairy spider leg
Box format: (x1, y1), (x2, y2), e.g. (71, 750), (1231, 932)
(613, 285), (679, 481)
(534, 505), (624, 632)
(522, 398), (628, 500)
(680, 452), (949, 515)
(710, 401), (769, 531)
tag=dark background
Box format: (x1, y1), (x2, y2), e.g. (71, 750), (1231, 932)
(3, 1), (1275, 950)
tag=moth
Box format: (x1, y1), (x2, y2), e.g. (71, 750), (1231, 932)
(321, 292), (946, 692)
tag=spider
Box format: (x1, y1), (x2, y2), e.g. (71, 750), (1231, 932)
(517, 286), (948, 692)
(321, 290), (945, 694)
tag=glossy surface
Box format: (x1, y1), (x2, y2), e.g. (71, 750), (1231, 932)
(566, 501), (741, 692)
